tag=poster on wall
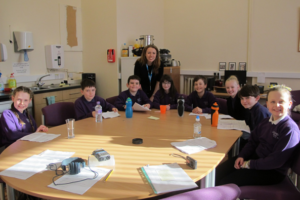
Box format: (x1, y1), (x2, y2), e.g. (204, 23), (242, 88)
(60, 4), (83, 51)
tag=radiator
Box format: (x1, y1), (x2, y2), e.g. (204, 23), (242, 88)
(184, 77), (194, 95)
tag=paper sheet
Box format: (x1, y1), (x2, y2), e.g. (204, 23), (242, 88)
(205, 114), (233, 120)
(189, 113), (209, 116)
(133, 102), (151, 111)
(20, 132), (61, 142)
(217, 119), (250, 133)
(48, 167), (111, 195)
(142, 163), (197, 194)
(0, 155), (59, 180)
(148, 116), (160, 120)
(171, 137), (217, 154)
(102, 112), (120, 119)
(0, 150), (75, 180)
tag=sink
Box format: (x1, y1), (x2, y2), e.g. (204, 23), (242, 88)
(29, 87), (42, 91)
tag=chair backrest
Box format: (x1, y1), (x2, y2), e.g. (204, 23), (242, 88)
(106, 96), (118, 105)
(291, 90), (300, 110)
(216, 98), (228, 115)
(42, 102), (75, 127)
(291, 144), (300, 175)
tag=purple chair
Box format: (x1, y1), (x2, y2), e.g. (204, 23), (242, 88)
(291, 90), (300, 123)
(106, 96), (118, 105)
(0, 177), (5, 200)
(239, 146), (300, 200)
(216, 98), (228, 115)
(161, 184), (241, 200)
(42, 102), (75, 127)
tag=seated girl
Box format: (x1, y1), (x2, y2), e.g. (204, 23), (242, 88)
(216, 85), (300, 186)
(0, 86), (48, 148)
(185, 75), (217, 114)
(152, 74), (179, 110)
(225, 75), (247, 120)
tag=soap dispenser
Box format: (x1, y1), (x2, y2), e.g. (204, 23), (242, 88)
(8, 73), (17, 89)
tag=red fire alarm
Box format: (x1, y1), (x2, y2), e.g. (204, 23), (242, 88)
(107, 49), (115, 63)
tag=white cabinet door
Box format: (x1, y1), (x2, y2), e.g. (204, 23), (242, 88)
(120, 57), (139, 92)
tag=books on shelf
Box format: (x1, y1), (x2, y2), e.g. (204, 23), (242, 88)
(141, 163), (198, 194)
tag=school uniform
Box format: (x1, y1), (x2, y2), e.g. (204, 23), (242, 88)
(75, 95), (115, 120)
(0, 109), (37, 147)
(134, 61), (164, 98)
(246, 102), (271, 131)
(217, 115), (300, 186)
(114, 89), (151, 111)
(227, 95), (248, 120)
(152, 91), (179, 109)
(184, 91), (217, 113)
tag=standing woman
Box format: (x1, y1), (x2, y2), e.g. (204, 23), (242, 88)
(134, 44), (164, 101)
(0, 86), (48, 148)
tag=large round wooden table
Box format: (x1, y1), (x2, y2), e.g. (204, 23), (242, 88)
(0, 110), (241, 200)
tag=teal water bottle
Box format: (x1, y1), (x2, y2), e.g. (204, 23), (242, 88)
(125, 97), (133, 118)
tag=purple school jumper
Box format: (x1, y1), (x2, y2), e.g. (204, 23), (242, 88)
(74, 95), (115, 120)
(239, 115), (300, 175)
(184, 90), (217, 113)
(114, 90), (152, 111)
(0, 109), (37, 147)
(152, 91), (179, 109)
(245, 102), (271, 131)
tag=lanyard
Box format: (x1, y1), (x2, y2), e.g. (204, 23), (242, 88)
(146, 64), (152, 89)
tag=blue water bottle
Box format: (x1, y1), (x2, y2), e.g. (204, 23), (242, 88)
(125, 97), (133, 118)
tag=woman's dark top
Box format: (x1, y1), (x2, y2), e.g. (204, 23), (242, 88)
(134, 60), (164, 98)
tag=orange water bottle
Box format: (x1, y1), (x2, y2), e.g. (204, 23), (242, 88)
(211, 102), (219, 127)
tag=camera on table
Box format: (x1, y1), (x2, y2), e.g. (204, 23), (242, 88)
(92, 149), (110, 162)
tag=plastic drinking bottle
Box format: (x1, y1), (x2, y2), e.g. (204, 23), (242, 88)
(177, 96), (185, 117)
(125, 97), (133, 118)
(211, 102), (219, 127)
(95, 101), (102, 122)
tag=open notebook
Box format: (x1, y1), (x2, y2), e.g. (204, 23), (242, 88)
(141, 163), (198, 194)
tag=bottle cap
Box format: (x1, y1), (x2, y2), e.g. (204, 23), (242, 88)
(97, 101), (100, 105)
(196, 116), (200, 121)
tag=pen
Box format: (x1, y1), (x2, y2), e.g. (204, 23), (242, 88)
(105, 169), (114, 181)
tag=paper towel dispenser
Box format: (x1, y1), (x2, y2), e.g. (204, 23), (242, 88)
(13, 31), (34, 52)
(0, 43), (7, 62)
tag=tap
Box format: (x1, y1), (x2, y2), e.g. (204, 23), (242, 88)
(37, 74), (50, 87)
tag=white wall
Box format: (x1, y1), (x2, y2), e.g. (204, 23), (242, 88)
(0, 0), (82, 87)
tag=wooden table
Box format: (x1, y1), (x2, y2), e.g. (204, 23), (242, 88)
(0, 110), (241, 200)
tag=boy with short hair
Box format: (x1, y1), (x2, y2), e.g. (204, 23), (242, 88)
(75, 79), (118, 120)
(114, 75), (151, 111)
(239, 85), (271, 132)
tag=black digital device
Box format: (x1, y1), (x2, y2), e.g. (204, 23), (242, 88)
(224, 70), (247, 86)
(186, 156), (197, 169)
(61, 157), (86, 175)
(206, 77), (215, 91)
(92, 149), (110, 162)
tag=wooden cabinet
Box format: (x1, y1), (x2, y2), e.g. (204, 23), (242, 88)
(164, 66), (180, 93)
(33, 88), (81, 126)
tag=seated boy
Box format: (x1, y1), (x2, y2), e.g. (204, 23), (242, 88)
(238, 85), (271, 148)
(75, 79), (118, 120)
(114, 75), (151, 111)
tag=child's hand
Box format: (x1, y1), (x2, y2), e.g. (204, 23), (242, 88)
(143, 104), (150, 109)
(192, 107), (202, 114)
(150, 96), (154, 102)
(36, 125), (48, 132)
(234, 157), (244, 169)
(92, 111), (96, 118)
(112, 108), (118, 112)
(166, 104), (171, 110)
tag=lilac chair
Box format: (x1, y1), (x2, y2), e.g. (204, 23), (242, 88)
(106, 96), (118, 105)
(0, 178), (4, 200)
(216, 98), (228, 115)
(42, 102), (76, 126)
(161, 184), (241, 200)
(239, 146), (300, 200)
